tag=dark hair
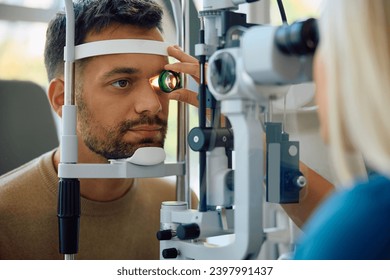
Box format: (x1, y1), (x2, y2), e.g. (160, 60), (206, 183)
(44, 0), (164, 81)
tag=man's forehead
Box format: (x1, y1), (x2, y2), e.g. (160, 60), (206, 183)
(85, 24), (164, 42)
(98, 55), (167, 73)
(85, 53), (168, 79)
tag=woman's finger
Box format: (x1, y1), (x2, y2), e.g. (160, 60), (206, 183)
(168, 45), (198, 63)
(164, 62), (200, 82)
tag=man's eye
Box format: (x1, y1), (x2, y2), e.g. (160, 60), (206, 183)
(111, 80), (131, 88)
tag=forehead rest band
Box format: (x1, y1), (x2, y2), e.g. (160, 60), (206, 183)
(64, 39), (170, 60)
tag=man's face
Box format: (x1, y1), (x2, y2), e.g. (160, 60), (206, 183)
(76, 24), (169, 160)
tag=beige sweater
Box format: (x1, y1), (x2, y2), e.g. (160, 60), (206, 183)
(0, 150), (188, 260)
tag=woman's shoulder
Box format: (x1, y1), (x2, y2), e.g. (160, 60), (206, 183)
(314, 174), (390, 227)
(295, 174), (390, 259)
(345, 174), (390, 210)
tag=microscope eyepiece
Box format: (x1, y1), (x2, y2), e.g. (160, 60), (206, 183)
(275, 18), (319, 56)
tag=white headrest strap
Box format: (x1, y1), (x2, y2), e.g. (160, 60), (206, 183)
(65, 39), (170, 60)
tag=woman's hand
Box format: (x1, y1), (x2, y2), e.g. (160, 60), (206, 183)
(164, 45), (202, 107)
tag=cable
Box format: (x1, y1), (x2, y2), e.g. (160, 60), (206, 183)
(276, 0), (288, 24)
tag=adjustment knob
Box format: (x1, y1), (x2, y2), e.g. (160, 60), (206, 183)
(177, 223), (200, 240)
(162, 248), (178, 259)
(294, 175), (307, 188)
(156, 229), (174, 241)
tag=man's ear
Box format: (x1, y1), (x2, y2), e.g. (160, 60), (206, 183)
(48, 78), (64, 118)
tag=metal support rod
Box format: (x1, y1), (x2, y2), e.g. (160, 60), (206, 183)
(64, 0), (75, 106)
(65, 254), (75, 260)
(173, 0), (191, 207)
(60, 0), (80, 261)
(198, 18), (207, 212)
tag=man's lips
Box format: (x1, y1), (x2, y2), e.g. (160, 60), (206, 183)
(126, 125), (163, 138)
(130, 125), (163, 131)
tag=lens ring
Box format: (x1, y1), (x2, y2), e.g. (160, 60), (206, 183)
(158, 70), (181, 93)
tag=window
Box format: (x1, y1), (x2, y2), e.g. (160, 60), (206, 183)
(0, 21), (49, 86)
(271, 0), (323, 24)
(0, 0), (61, 86)
(0, 0), (60, 9)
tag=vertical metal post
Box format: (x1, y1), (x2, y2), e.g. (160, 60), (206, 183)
(60, 0), (80, 261)
(249, 0), (270, 24)
(238, 0), (270, 24)
(174, 0), (191, 207)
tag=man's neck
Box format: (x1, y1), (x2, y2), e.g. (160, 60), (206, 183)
(52, 148), (135, 202)
(79, 177), (134, 202)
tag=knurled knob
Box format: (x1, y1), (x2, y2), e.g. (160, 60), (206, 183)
(156, 229), (174, 240)
(162, 248), (178, 259)
(176, 223), (200, 240)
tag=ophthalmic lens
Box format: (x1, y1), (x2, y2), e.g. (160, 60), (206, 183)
(158, 70), (181, 93)
(275, 18), (319, 55)
(209, 52), (236, 95)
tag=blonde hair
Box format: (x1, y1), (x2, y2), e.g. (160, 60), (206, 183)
(319, 0), (390, 184)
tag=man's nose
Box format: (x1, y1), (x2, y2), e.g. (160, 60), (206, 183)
(134, 81), (162, 115)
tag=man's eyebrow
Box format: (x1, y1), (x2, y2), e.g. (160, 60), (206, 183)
(102, 67), (140, 79)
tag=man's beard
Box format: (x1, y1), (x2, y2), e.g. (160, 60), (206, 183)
(77, 99), (167, 160)
(82, 114), (167, 160)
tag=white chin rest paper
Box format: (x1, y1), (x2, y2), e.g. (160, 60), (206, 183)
(110, 147), (166, 166)
(126, 147), (166, 165)
(71, 39), (170, 60)
(109, 147), (166, 165)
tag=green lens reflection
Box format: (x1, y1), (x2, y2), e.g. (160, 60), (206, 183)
(158, 70), (181, 93)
